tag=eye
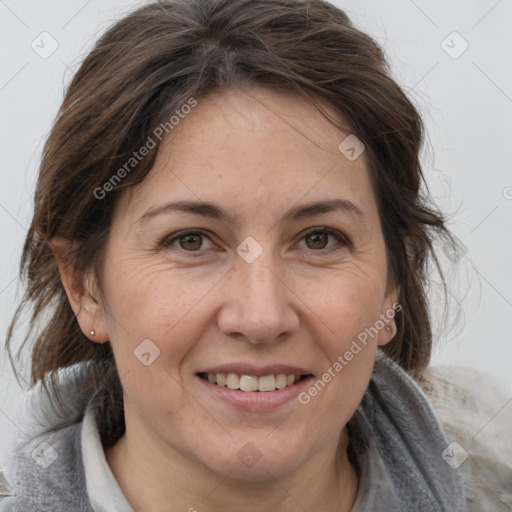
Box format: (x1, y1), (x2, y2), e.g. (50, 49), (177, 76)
(160, 227), (349, 256)
(161, 230), (215, 252)
(295, 227), (349, 253)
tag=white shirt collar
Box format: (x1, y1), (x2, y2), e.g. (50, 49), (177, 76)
(81, 406), (134, 512)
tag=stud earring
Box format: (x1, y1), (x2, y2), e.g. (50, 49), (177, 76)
(90, 330), (95, 336)
(385, 324), (396, 337)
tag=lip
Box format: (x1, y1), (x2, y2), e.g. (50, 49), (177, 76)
(196, 373), (315, 411)
(198, 364), (312, 377)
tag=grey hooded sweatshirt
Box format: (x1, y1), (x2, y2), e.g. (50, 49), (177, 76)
(0, 351), (467, 511)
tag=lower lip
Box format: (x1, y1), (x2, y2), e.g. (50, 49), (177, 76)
(196, 375), (314, 411)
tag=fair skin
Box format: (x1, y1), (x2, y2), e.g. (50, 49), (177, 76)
(52, 87), (398, 512)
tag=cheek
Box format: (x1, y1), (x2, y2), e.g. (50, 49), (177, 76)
(100, 255), (223, 372)
(320, 288), (382, 379)
(298, 262), (387, 341)
(294, 267), (386, 405)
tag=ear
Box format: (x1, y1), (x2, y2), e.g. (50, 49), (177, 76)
(49, 237), (109, 343)
(377, 284), (401, 347)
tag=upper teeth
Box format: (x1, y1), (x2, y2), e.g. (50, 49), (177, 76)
(206, 373), (297, 392)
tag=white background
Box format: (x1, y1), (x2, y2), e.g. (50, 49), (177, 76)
(1, 0), (511, 443)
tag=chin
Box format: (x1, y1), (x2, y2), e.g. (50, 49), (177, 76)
(195, 438), (308, 482)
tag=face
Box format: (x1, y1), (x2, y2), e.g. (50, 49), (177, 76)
(87, 87), (397, 480)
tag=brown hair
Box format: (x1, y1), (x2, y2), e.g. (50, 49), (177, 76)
(8, 0), (450, 444)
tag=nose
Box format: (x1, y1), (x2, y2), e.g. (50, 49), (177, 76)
(217, 253), (299, 345)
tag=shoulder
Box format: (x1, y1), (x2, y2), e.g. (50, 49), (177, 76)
(358, 352), (468, 510)
(0, 364), (96, 511)
(1, 421), (93, 511)
(418, 364), (512, 511)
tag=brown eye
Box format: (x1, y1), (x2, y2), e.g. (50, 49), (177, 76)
(296, 227), (349, 254)
(162, 230), (215, 253)
(179, 234), (203, 251)
(305, 232), (329, 250)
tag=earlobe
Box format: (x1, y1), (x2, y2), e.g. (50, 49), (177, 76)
(377, 286), (400, 346)
(377, 315), (397, 347)
(49, 237), (109, 343)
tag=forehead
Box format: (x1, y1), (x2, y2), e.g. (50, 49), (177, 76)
(115, 87), (378, 228)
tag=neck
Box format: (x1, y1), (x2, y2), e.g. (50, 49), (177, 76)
(105, 424), (358, 512)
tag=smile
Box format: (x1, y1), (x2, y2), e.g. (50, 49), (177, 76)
(198, 372), (310, 392)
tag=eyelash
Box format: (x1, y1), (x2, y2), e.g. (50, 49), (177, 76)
(160, 227), (351, 256)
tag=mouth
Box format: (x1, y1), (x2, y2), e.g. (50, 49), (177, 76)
(197, 372), (312, 392)
(195, 364), (315, 410)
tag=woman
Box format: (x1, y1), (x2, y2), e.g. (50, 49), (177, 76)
(1, 0), (510, 510)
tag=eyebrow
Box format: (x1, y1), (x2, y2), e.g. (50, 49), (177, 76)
(281, 199), (363, 222)
(137, 198), (364, 225)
